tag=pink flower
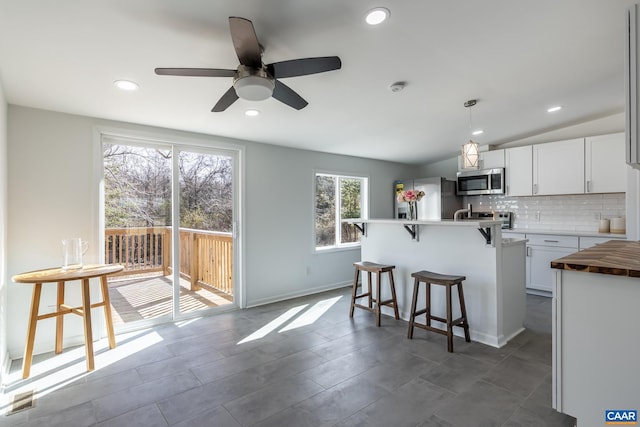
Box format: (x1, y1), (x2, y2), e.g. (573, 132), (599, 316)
(404, 189), (416, 201)
(397, 189), (425, 203)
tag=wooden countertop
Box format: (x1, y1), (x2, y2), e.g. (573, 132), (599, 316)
(550, 240), (640, 277)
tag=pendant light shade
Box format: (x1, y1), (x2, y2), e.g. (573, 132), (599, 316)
(461, 99), (480, 169)
(461, 139), (479, 169)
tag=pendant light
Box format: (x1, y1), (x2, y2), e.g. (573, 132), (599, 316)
(461, 99), (480, 169)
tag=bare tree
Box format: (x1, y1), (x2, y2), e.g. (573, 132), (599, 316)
(104, 144), (232, 232)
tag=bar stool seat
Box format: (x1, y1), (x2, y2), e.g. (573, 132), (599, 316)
(349, 261), (399, 326)
(407, 270), (470, 352)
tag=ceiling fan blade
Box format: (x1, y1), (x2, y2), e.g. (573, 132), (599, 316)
(155, 68), (236, 77)
(268, 56), (341, 79)
(272, 80), (308, 110)
(229, 17), (262, 68)
(212, 87), (239, 112)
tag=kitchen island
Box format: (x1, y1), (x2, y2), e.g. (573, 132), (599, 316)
(551, 240), (640, 426)
(344, 218), (526, 348)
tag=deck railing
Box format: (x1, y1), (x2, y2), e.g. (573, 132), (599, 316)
(105, 227), (233, 295)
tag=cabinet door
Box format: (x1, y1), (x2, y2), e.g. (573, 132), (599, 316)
(505, 146), (532, 196)
(480, 149), (505, 169)
(527, 245), (576, 292)
(585, 133), (626, 193)
(532, 139), (585, 195)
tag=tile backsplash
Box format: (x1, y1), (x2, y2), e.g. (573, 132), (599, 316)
(464, 193), (626, 233)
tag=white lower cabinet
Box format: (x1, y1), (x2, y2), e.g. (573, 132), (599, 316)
(526, 234), (578, 293)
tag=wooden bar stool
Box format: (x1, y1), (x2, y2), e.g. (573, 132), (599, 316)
(349, 261), (400, 326)
(407, 270), (470, 352)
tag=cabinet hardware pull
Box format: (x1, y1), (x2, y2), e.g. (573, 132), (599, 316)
(586, 180), (591, 192)
(533, 184), (538, 194)
(543, 239), (559, 243)
(526, 247), (532, 256)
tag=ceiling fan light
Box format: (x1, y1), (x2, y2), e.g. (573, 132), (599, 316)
(234, 75), (275, 101)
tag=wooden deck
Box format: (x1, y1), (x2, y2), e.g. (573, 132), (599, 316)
(107, 274), (233, 325)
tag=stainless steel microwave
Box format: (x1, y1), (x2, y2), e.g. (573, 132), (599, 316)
(456, 168), (505, 196)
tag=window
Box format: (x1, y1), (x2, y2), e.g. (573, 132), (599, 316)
(315, 173), (368, 249)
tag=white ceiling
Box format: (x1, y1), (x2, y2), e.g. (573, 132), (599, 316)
(0, 0), (635, 164)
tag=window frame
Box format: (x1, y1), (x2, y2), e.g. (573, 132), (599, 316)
(313, 171), (369, 252)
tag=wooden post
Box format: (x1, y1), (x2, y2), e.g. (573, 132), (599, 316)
(190, 231), (200, 290)
(162, 227), (171, 276)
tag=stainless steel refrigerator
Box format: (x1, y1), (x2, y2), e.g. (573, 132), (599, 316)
(394, 177), (462, 220)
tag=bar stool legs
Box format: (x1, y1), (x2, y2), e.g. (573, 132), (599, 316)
(407, 270), (470, 352)
(349, 261), (399, 326)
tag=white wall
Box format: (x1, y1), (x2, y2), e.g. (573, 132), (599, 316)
(0, 78), (8, 383)
(244, 141), (413, 305)
(5, 105), (414, 359)
(415, 157), (457, 181)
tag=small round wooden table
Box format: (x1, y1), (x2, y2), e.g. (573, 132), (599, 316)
(12, 264), (124, 378)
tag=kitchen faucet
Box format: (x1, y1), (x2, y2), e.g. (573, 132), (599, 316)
(453, 203), (473, 221)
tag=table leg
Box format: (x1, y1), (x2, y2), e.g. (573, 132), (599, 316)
(100, 275), (117, 349)
(22, 283), (42, 379)
(55, 281), (65, 354)
(81, 278), (95, 371)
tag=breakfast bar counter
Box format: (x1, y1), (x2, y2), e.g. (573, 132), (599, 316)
(344, 219), (527, 348)
(551, 239), (640, 426)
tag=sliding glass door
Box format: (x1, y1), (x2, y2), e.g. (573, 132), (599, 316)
(102, 137), (236, 329)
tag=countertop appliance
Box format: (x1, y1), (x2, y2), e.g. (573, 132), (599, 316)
(474, 211), (513, 229)
(456, 168), (505, 196)
(394, 177), (462, 220)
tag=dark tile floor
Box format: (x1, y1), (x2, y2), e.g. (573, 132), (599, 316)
(1, 288), (576, 427)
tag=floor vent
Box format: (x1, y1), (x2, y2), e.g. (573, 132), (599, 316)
(7, 390), (34, 415)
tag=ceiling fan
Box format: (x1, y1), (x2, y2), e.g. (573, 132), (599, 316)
(155, 17), (342, 112)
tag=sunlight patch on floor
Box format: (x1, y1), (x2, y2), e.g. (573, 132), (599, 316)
(1, 329), (164, 415)
(237, 304), (308, 344)
(238, 295), (343, 344)
(279, 296), (342, 332)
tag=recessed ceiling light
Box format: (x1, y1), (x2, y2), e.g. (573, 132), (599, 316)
(547, 105), (562, 113)
(245, 109), (260, 117)
(472, 129), (484, 136)
(365, 7), (389, 25)
(114, 80), (139, 91)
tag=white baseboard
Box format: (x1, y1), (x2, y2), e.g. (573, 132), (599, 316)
(246, 281), (351, 308)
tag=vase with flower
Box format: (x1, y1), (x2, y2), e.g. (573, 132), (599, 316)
(396, 189), (426, 220)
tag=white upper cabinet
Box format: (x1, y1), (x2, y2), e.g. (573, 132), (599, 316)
(505, 146), (532, 196)
(532, 138), (585, 195)
(585, 133), (626, 194)
(479, 149), (505, 169)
